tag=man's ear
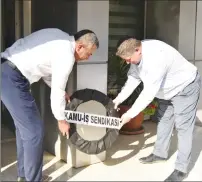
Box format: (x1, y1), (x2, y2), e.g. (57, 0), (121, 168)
(77, 43), (83, 51)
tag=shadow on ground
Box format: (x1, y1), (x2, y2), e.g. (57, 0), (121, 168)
(1, 121), (202, 181)
(104, 121), (157, 166)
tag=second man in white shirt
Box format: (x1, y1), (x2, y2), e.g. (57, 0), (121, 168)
(113, 36), (201, 182)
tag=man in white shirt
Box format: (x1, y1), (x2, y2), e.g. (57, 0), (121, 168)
(1, 28), (99, 182)
(113, 37), (201, 181)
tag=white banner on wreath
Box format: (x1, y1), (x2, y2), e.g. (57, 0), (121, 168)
(64, 110), (122, 129)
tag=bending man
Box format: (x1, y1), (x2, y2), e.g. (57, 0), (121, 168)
(113, 37), (201, 181)
(1, 28), (99, 182)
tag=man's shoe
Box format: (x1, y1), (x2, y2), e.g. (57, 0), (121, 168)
(139, 153), (167, 164)
(17, 177), (26, 182)
(164, 170), (188, 181)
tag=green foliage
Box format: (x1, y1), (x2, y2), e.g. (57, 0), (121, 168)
(142, 100), (158, 115)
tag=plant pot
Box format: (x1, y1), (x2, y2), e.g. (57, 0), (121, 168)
(118, 105), (144, 135)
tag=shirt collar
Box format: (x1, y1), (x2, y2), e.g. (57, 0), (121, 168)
(69, 35), (76, 53)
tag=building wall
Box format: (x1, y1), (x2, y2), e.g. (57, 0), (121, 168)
(145, 0), (202, 123)
(178, 1), (196, 61)
(76, 1), (109, 94)
(73, 1), (110, 167)
(145, 0), (180, 49)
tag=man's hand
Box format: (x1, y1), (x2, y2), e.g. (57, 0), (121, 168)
(120, 113), (132, 126)
(58, 120), (70, 136)
(113, 98), (122, 110)
(65, 92), (70, 103)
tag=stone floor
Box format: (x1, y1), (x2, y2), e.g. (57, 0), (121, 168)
(1, 120), (202, 181)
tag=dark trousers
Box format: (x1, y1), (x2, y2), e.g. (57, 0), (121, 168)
(1, 61), (44, 181)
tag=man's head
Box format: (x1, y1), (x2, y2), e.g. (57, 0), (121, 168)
(74, 29), (99, 61)
(116, 36), (142, 64)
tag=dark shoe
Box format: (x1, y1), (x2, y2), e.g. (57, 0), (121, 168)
(139, 153), (167, 164)
(17, 177), (26, 182)
(164, 170), (188, 181)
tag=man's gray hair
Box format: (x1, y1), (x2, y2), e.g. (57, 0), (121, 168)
(74, 29), (99, 48)
(116, 37), (141, 57)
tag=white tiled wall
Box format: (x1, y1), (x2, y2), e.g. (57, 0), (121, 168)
(77, 64), (108, 94)
(178, 1), (197, 60)
(77, 1), (109, 64)
(178, 0), (202, 124)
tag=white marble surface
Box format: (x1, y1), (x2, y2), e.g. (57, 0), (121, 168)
(1, 121), (202, 181)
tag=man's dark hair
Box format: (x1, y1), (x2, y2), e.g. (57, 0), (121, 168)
(74, 29), (99, 48)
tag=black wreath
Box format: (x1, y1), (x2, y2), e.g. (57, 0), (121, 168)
(66, 88), (120, 155)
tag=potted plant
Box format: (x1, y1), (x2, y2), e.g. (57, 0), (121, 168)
(107, 54), (157, 135)
(142, 100), (158, 116)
